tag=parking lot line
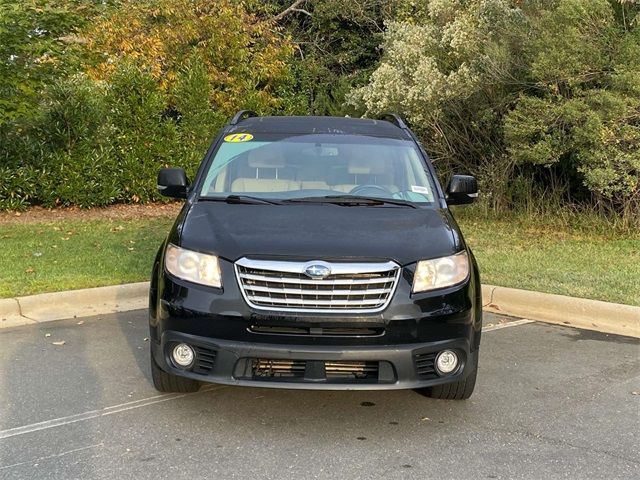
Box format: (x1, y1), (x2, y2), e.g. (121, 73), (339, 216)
(0, 443), (104, 471)
(483, 319), (534, 331)
(0, 386), (224, 441)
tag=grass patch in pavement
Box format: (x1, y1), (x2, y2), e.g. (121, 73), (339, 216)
(0, 209), (638, 306)
(0, 217), (174, 298)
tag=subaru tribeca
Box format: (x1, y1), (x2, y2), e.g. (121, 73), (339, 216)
(149, 111), (481, 399)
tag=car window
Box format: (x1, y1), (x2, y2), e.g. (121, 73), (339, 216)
(199, 134), (436, 204)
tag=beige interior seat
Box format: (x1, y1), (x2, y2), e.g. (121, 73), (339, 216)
(231, 148), (300, 193)
(300, 181), (330, 190)
(297, 163), (330, 191)
(332, 156), (398, 193)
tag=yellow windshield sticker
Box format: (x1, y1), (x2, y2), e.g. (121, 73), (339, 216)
(224, 133), (254, 143)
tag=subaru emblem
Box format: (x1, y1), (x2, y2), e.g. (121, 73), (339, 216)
(304, 262), (331, 279)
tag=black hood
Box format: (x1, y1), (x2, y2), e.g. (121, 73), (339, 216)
(177, 202), (462, 266)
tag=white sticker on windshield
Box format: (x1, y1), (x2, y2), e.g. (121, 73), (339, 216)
(411, 185), (430, 194)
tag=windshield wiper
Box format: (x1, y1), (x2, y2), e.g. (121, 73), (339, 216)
(200, 195), (283, 205)
(284, 195), (418, 208)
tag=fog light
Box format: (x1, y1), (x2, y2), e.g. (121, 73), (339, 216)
(172, 343), (195, 368)
(435, 350), (459, 375)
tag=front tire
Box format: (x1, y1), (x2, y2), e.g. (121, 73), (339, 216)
(424, 366), (477, 400)
(150, 351), (201, 393)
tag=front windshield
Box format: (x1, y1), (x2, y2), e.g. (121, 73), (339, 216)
(199, 133), (437, 204)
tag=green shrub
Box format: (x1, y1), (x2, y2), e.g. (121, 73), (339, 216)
(171, 59), (227, 177)
(351, 0), (639, 222)
(0, 165), (42, 210)
(104, 65), (181, 203)
(29, 75), (121, 206)
(504, 0), (640, 215)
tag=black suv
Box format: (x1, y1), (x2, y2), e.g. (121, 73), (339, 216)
(149, 112), (481, 399)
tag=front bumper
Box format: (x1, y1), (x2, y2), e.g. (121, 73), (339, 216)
(149, 254), (482, 390)
(151, 331), (478, 390)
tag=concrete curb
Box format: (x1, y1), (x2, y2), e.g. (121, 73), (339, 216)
(2, 282), (638, 338)
(482, 284), (640, 338)
(0, 298), (33, 328)
(0, 282), (149, 329)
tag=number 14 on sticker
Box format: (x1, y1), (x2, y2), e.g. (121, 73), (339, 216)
(224, 133), (253, 143)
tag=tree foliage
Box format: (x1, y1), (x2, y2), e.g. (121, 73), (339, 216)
(85, 0), (294, 115)
(350, 0), (529, 205)
(351, 0), (639, 216)
(265, 0), (399, 115)
(0, 0), (638, 222)
(505, 0), (640, 210)
(0, 0), (103, 125)
(1, 0), (298, 208)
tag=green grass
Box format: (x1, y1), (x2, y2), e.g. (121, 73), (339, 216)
(0, 218), (173, 298)
(0, 210), (638, 306)
(454, 208), (640, 306)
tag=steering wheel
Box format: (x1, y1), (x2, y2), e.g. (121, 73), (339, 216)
(349, 184), (393, 196)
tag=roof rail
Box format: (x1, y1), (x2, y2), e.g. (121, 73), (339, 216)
(379, 113), (408, 130)
(229, 110), (257, 125)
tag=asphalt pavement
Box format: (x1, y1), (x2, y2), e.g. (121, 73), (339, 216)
(0, 310), (638, 480)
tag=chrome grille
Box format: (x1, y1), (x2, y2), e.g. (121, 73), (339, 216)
(235, 258), (400, 313)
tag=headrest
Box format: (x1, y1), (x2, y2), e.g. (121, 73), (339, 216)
(248, 148), (286, 168)
(347, 155), (386, 175)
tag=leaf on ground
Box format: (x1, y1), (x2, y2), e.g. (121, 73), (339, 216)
(632, 391), (639, 396)
(111, 225), (124, 232)
(420, 417), (430, 422)
(76, 320), (85, 325)
(52, 340), (66, 346)
(25, 267), (35, 274)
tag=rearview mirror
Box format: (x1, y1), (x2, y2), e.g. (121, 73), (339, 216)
(446, 175), (478, 205)
(157, 168), (189, 199)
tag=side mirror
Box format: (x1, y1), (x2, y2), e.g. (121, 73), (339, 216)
(157, 168), (189, 199)
(446, 175), (478, 205)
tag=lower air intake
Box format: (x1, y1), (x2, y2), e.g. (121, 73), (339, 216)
(248, 359), (382, 382)
(192, 346), (217, 375)
(414, 352), (437, 378)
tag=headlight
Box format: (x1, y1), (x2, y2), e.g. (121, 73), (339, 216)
(165, 244), (222, 288)
(412, 251), (469, 293)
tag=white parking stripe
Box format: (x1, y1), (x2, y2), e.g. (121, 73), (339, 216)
(483, 319), (535, 331)
(0, 386), (224, 441)
(0, 443), (104, 471)
(0, 319), (533, 442)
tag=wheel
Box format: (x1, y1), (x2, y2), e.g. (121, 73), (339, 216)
(417, 354), (478, 400)
(150, 350), (201, 393)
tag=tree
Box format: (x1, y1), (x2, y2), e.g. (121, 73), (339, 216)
(0, 0), (102, 126)
(265, 0), (399, 115)
(349, 0), (530, 206)
(505, 0), (640, 214)
(84, 0), (294, 116)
